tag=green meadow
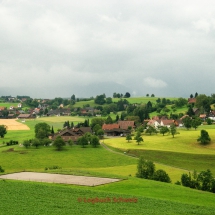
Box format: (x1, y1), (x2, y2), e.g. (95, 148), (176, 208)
(0, 102), (20, 108)
(104, 127), (215, 154)
(72, 96), (177, 108)
(1, 116), (215, 214)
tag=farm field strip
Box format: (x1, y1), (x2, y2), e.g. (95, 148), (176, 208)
(0, 172), (121, 186)
(0, 119), (30, 130)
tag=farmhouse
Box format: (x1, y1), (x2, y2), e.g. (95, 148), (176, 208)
(160, 119), (175, 128)
(8, 113), (16, 119)
(17, 114), (34, 119)
(52, 127), (92, 143)
(102, 121), (134, 136)
(0, 107), (5, 111)
(188, 98), (196, 104)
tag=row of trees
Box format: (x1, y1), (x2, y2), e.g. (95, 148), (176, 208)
(180, 169), (215, 193)
(125, 124), (179, 145)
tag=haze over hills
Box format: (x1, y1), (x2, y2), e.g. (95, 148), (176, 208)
(0, 81), (200, 99)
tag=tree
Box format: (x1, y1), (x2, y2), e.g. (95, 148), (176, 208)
(91, 135), (100, 147)
(53, 136), (66, 150)
(187, 106), (195, 117)
(51, 126), (55, 135)
(190, 94), (193, 98)
(145, 125), (157, 135)
(97, 129), (104, 139)
(175, 97), (187, 108)
(71, 94), (75, 101)
(195, 94), (211, 113)
(153, 169), (171, 183)
(170, 123), (177, 138)
(0, 125), (7, 138)
(90, 118), (105, 128)
(35, 123), (51, 139)
(181, 173), (191, 187)
(206, 118), (213, 125)
(124, 92), (131, 98)
(191, 117), (202, 130)
(182, 116), (192, 130)
(133, 105), (149, 122)
(106, 97), (112, 104)
(105, 116), (113, 124)
(93, 124), (102, 135)
(159, 126), (169, 136)
(195, 92), (198, 98)
(42, 138), (52, 146)
(136, 156), (155, 179)
(134, 131), (143, 145)
(32, 138), (41, 148)
(197, 169), (213, 191)
(77, 136), (88, 148)
(137, 126), (144, 133)
(151, 94), (155, 97)
(94, 94), (106, 105)
(126, 134), (132, 142)
(115, 115), (119, 122)
(0, 165), (4, 173)
(23, 140), (30, 148)
(197, 130), (211, 145)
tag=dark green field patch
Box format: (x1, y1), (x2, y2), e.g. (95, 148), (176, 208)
(126, 149), (215, 174)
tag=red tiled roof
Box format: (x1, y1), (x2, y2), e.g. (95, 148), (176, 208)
(188, 98), (196, 103)
(118, 121), (135, 129)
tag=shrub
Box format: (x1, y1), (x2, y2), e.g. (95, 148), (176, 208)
(197, 130), (211, 145)
(136, 156), (155, 179)
(0, 166), (4, 173)
(153, 169), (171, 183)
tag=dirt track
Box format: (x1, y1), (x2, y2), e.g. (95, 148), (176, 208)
(0, 119), (30, 130)
(0, 172), (121, 186)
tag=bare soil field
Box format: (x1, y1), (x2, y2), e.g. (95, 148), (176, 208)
(0, 119), (30, 130)
(0, 172), (121, 186)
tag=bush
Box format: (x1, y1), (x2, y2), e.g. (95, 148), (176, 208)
(136, 156), (155, 179)
(175, 181), (181, 185)
(153, 169), (171, 183)
(197, 130), (211, 145)
(136, 157), (171, 183)
(6, 140), (19, 146)
(0, 165), (4, 173)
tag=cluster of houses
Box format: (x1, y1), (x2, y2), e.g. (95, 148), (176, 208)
(51, 120), (135, 143)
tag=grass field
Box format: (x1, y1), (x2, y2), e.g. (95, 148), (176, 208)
(104, 127), (215, 154)
(0, 102), (20, 108)
(1, 179), (215, 215)
(72, 96), (178, 108)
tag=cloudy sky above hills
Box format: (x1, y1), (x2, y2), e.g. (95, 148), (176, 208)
(1, 0), (215, 98)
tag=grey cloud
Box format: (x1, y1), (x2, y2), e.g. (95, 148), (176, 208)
(1, 1), (215, 98)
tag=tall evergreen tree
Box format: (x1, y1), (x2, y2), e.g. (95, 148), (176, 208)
(51, 126), (54, 134)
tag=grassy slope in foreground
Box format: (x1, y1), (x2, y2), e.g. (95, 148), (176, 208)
(0, 179), (215, 215)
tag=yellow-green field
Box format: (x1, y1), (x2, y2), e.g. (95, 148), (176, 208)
(104, 128), (215, 154)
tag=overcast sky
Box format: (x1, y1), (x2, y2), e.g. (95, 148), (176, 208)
(1, 0), (215, 98)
